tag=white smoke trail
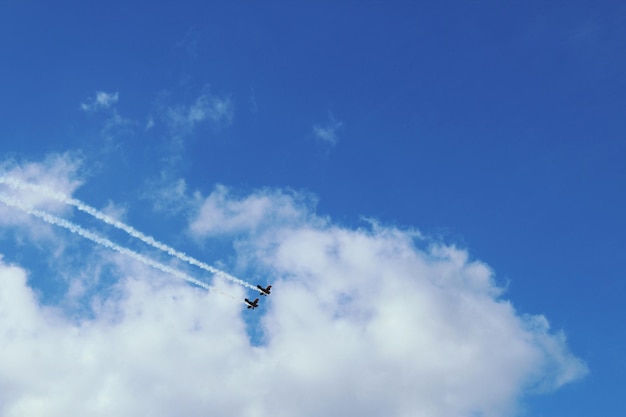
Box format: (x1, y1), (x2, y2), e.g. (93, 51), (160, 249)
(0, 191), (243, 303)
(0, 176), (257, 291)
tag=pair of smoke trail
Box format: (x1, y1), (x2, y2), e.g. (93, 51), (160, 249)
(0, 191), (241, 303)
(0, 176), (256, 291)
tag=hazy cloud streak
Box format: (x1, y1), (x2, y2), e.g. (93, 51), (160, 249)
(0, 191), (243, 303)
(0, 177), (255, 291)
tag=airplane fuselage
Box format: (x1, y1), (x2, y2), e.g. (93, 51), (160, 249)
(245, 298), (259, 309)
(257, 285), (271, 296)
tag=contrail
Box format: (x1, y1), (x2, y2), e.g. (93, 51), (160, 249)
(0, 176), (256, 291)
(0, 191), (243, 303)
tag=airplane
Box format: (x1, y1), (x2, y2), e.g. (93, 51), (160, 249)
(245, 298), (259, 309)
(257, 285), (272, 296)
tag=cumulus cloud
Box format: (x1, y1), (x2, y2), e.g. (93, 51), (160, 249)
(195, 188), (588, 416)
(0, 177), (588, 417)
(81, 91), (119, 112)
(0, 256), (251, 417)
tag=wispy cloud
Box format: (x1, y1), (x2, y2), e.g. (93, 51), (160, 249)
(102, 110), (135, 140)
(166, 93), (234, 133)
(80, 91), (119, 112)
(0, 153), (85, 262)
(0, 153), (83, 215)
(144, 177), (193, 216)
(189, 184), (315, 236)
(313, 115), (343, 146)
(249, 86), (258, 116)
(141, 88), (235, 178)
(80, 91), (136, 148)
(175, 27), (201, 61)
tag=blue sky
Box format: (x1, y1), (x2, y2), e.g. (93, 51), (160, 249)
(0, 1), (624, 416)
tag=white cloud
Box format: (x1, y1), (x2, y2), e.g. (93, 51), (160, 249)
(145, 117), (155, 130)
(0, 181), (588, 417)
(167, 93), (234, 133)
(193, 187), (586, 416)
(0, 256), (252, 417)
(100, 110), (136, 143)
(100, 200), (128, 222)
(313, 116), (343, 146)
(79, 91), (135, 147)
(175, 27), (201, 61)
(0, 153), (84, 234)
(189, 184), (316, 236)
(146, 178), (197, 216)
(81, 91), (119, 112)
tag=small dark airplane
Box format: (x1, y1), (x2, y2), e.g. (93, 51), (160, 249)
(257, 285), (272, 296)
(245, 298), (259, 309)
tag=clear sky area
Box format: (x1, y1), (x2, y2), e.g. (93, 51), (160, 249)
(1, 1), (624, 416)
